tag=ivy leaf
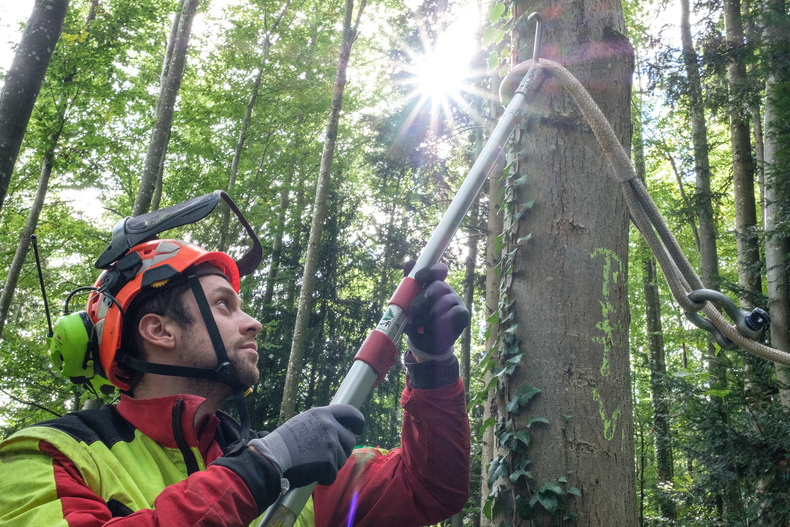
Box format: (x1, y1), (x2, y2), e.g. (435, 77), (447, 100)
(509, 467), (533, 483)
(483, 26), (495, 46)
(494, 233), (506, 253)
(541, 484), (563, 495)
(488, 1), (506, 23)
(479, 417), (496, 435)
(527, 416), (550, 428)
(515, 384), (541, 405)
(517, 233), (532, 245)
(506, 397), (521, 413)
(514, 430), (531, 446)
(506, 353), (523, 364)
(487, 457), (509, 487)
(530, 491), (559, 513)
(568, 487), (582, 497)
(488, 51), (499, 70)
(514, 175), (529, 186)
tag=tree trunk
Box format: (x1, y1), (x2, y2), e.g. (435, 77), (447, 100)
(132, 0), (198, 216)
(681, 0), (744, 519)
(479, 105), (504, 527)
(0, 2), (96, 336)
(724, 0), (762, 309)
(0, 131), (60, 335)
(487, 1), (635, 524)
(218, 0), (291, 251)
(680, 0), (720, 292)
(742, 0), (765, 227)
(279, 0), (367, 423)
(762, 0), (790, 409)
(634, 101), (676, 521)
(0, 0), (69, 213)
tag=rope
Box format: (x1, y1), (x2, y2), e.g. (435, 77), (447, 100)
(502, 59), (790, 367)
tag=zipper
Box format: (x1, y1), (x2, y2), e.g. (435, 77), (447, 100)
(172, 399), (200, 475)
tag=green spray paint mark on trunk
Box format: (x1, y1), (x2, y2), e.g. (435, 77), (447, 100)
(589, 248), (624, 441)
(592, 387), (621, 440)
(589, 248), (623, 377)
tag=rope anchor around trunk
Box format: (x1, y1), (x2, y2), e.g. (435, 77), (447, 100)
(499, 21), (790, 367)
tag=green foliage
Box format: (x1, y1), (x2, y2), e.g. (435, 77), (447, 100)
(2, 0), (790, 525)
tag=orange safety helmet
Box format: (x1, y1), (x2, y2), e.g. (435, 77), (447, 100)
(86, 239), (240, 390)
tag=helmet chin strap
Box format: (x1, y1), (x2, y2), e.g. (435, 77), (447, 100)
(121, 273), (252, 447)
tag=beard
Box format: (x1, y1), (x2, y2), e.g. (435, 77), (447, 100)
(180, 332), (260, 398)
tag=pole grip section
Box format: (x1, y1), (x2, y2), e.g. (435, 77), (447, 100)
(389, 276), (421, 314)
(354, 330), (398, 383)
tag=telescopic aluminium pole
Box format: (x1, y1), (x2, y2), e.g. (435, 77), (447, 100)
(258, 15), (545, 527)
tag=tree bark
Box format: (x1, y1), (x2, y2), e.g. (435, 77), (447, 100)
(680, 0), (720, 292)
(0, 0), (69, 214)
(724, 0), (762, 309)
(132, 0), (198, 216)
(480, 81), (504, 527)
(489, 0), (636, 524)
(279, 0), (367, 423)
(762, 0), (790, 408)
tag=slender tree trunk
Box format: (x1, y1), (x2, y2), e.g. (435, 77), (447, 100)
(763, 0), (790, 408)
(0, 3), (95, 335)
(634, 101), (676, 521)
(218, 0), (292, 251)
(681, 1), (745, 519)
(680, 0), (720, 292)
(0, 0), (69, 213)
(279, 0), (367, 423)
(489, 1), (635, 524)
(724, 0), (762, 309)
(479, 63), (504, 527)
(132, 0), (198, 215)
(742, 0), (765, 224)
(0, 131), (60, 335)
(450, 202), (479, 527)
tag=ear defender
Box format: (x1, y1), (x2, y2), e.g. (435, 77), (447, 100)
(47, 310), (114, 395)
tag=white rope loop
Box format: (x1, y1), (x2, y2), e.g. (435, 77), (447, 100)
(501, 58), (790, 367)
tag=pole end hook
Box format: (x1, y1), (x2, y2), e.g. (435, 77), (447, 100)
(527, 13), (543, 61)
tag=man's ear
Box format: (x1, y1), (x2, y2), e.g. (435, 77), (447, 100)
(137, 313), (177, 350)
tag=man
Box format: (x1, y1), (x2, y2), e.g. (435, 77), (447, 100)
(0, 238), (471, 526)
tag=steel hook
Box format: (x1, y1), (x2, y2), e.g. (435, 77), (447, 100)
(684, 289), (771, 349)
(527, 12), (542, 61)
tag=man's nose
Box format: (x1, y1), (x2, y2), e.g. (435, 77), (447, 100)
(242, 312), (263, 336)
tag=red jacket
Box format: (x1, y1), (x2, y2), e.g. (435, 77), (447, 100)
(0, 371), (469, 526)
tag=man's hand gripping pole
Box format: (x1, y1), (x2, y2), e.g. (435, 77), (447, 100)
(258, 15), (545, 527)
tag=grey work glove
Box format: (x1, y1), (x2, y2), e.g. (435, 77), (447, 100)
(249, 404), (365, 488)
(403, 262), (470, 361)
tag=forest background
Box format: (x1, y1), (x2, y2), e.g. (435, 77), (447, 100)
(1, 0), (790, 525)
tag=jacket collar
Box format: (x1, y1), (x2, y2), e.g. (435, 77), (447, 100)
(116, 393), (221, 456)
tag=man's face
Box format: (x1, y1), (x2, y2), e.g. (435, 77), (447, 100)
(176, 273), (263, 391)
